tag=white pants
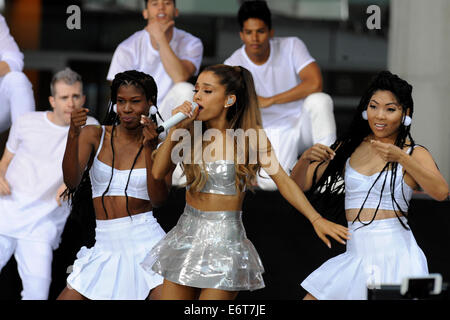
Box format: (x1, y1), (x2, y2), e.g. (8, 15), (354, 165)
(0, 234), (53, 300)
(157, 82), (194, 187)
(257, 92), (337, 191)
(0, 71), (35, 133)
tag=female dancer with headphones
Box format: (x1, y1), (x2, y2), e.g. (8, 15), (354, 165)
(57, 70), (168, 300)
(291, 71), (449, 300)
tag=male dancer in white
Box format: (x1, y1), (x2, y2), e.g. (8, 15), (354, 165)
(224, 1), (336, 190)
(107, 0), (203, 124)
(107, 0), (203, 186)
(0, 14), (35, 133)
(0, 68), (98, 300)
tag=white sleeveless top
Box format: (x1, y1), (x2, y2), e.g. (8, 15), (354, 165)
(89, 126), (149, 200)
(344, 149), (414, 212)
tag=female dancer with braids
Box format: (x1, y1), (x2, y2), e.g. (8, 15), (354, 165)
(140, 64), (350, 300)
(291, 71), (449, 300)
(57, 70), (168, 300)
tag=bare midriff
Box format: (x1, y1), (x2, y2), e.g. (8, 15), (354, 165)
(346, 208), (406, 222)
(186, 190), (245, 212)
(93, 196), (152, 220)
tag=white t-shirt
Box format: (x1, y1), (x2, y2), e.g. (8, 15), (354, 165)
(0, 111), (98, 249)
(224, 37), (315, 128)
(107, 27), (203, 106)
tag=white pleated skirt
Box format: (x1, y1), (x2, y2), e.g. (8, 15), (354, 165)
(301, 217), (429, 300)
(66, 211), (166, 300)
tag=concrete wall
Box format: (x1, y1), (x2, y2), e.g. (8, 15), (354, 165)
(389, 0), (450, 182)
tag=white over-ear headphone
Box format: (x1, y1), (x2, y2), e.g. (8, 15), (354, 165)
(402, 115), (412, 126)
(362, 110), (368, 120)
(150, 105), (157, 116)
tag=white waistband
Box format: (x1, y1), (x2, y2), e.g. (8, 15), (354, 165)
(95, 211), (153, 229)
(347, 216), (408, 231)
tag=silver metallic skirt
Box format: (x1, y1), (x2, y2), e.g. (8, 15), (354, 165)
(140, 204), (265, 291)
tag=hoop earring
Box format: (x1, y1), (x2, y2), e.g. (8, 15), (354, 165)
(402, 115), (412, 126)
(362, 110), (368, 120)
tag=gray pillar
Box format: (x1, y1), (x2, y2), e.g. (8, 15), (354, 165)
(388, 0), (450, 182)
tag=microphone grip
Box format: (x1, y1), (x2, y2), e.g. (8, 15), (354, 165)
(156, 112), (188, 133)
(156, 102), (198, 133)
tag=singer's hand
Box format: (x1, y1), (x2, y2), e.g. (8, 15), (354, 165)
(69, 108), (89, 136)
(141, 115), (159, 149)
(312, 217), (350, 249)
(171, 101), (199, 129)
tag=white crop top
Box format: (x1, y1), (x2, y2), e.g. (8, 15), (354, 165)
(344, 155), (413, 212)
(89, 126), (150, 200)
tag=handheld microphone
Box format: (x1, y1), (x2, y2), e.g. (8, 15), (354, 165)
(156, 102), (198, 134)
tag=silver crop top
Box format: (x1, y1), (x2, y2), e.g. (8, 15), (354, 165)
(186, 160), (240, 195)
(344, 154), (413, 212)
(89, 126), (150, 200)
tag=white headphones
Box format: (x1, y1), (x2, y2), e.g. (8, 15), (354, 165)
(362, 110), (412, 126)
(402, 115), (412, 126)
(361, 110), (368, 120)
(149, 105), (157, 116)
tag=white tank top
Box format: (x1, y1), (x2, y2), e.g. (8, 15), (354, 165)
(344, 151), (414, 212)
(89, 126), (150, 201)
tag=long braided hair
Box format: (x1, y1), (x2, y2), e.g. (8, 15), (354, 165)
(68, 70), (159, 226)
(100, 70), (160, 219)
(306, 71), (415, 230)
